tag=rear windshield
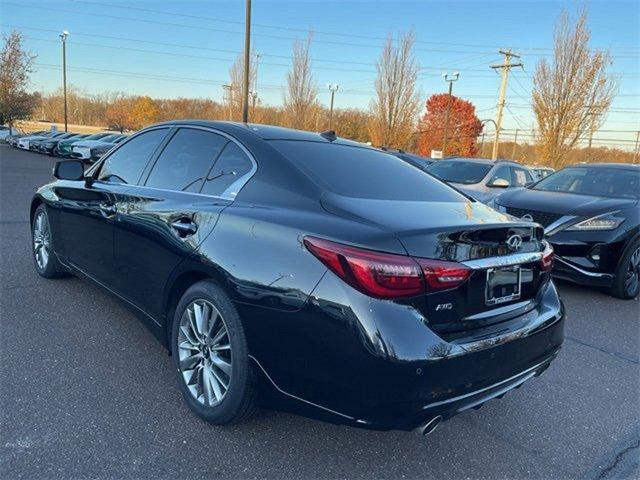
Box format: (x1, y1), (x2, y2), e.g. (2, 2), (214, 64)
(533, 167), (640, 199)
(269, 140), (464, 202)
(427, 160), (492, 184)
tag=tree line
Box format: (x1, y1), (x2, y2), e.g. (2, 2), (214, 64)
(1, 9), (635, 166)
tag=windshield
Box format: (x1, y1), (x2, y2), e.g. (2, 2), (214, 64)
(427, 160), (492, 184)
(533, 167), (640, 199)
(269, 140), (464, 202)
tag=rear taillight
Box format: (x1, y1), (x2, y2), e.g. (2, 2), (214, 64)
(416, 258), (472, 290)
(540, 242), (554, 272)
(303, 236), (470, 299)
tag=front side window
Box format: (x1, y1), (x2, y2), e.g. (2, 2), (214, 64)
(488, 166), (511, 186)
(427, 160), (492, 185)
(271, 141), (464, 202)
(200, 142), (254, 197)
(99, 128), (169, 184)
(145, 128), (228, 192)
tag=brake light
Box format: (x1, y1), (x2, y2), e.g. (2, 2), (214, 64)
(303, 236), (470, 299)
(416, 258), (472, 289)
(540, 243), (554, 272)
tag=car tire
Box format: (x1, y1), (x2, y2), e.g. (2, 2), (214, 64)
(31, 204), (69, 279)
(171, 279), (256, 425)
(609, 240), (640, 300)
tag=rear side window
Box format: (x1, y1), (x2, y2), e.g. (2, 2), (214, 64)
(200, 142), (254, 197)
(145, 128), (228, 192)
(270, 141), (464, 201)
(512, 167), (533, 186)
(99, 128), (169, 184)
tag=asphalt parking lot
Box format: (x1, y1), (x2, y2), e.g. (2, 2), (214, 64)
(0, 144), (638, 479)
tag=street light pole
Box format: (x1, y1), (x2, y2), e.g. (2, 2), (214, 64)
(60, 30), (69, 132)
(242, 0), (251, 123)
(441, 72), (459, 157)
(327, 83), (339, 129)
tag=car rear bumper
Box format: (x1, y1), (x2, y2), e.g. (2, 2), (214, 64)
(246, 275), (565, 431)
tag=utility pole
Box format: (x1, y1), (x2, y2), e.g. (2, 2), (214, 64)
(222, 84), (234, 120)
(511, 128), (519, 158)
(60, 30), (69, 132)
(480, 133), (485, 155)
(242, 0), (251, 123)
(490, 50), (522, 160)
(634, 131), (640, 164)
(327, 83), (339, 129)
(441, 72), (459, 157)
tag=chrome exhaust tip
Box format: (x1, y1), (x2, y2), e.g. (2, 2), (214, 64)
(419, 415), (443, 436)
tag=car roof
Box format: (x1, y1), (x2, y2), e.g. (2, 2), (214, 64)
(150, 120), (370, 148)
(438, 157), (522, 167)
(567, 162), (639, 171)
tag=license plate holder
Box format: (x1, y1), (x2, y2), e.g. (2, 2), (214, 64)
(485, 266), (521, 306)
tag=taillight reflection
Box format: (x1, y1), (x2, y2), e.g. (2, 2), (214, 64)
(540, 242), (554, 272)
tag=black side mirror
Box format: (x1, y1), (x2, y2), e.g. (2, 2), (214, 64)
(53, 160), (84, 181)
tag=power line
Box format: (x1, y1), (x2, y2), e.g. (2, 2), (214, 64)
(66, 0), (640, 55)
(5, 2), (640, 59)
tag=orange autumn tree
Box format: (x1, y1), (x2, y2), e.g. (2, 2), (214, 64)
(417, 94), (483, 157)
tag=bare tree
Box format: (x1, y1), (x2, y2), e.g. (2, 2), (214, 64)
(368, 32), (420, 149)
(226, 53), (255, 121)
(283, 34), (318, 130)
(0, 30), (38, 128)
(533, 9), (616, 169)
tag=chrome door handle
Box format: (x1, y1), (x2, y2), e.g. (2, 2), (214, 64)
(99, 203), (117, 216)
(171, 219), (198, 237)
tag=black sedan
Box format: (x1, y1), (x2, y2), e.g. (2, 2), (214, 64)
(36, 132), (83, 155)
(30, 121), (563, 433)
(492, 163), (639, 299)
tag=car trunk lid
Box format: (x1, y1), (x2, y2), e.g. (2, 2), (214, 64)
(321, 193), (548, 332)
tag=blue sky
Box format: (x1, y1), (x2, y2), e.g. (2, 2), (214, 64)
(1, 0), (638, 147)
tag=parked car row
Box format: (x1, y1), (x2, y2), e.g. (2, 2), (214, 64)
(4, 128), (127, 163)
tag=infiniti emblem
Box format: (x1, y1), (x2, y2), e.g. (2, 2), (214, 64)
(506, 234), (523, 251)
(521, 214), (534, 222)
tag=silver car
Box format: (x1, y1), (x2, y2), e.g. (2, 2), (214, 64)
(426, 157), (535, 203)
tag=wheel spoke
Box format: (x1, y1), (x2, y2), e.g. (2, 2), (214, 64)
(210, 354), (231, 376)
(179, 325), (199, 347)
(180, 352), (202, 370)
(210, 324), (228, 346)
(210, 343), (230, 352)
(193, 302), (206, 336)
(202, 366), (214, 405)
(209, 363), (229, 391)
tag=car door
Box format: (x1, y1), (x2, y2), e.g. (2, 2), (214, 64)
(112, 127), (256, 321)
(52, 127), (171, 286)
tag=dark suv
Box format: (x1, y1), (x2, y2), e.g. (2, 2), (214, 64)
(30, 121), (564, 433)
(493, 163), (640, 299)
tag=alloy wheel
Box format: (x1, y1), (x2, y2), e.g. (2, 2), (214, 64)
(625, 247), (640, 296)
(33, 211), (51, 270)
(177, 300), (232, 407)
